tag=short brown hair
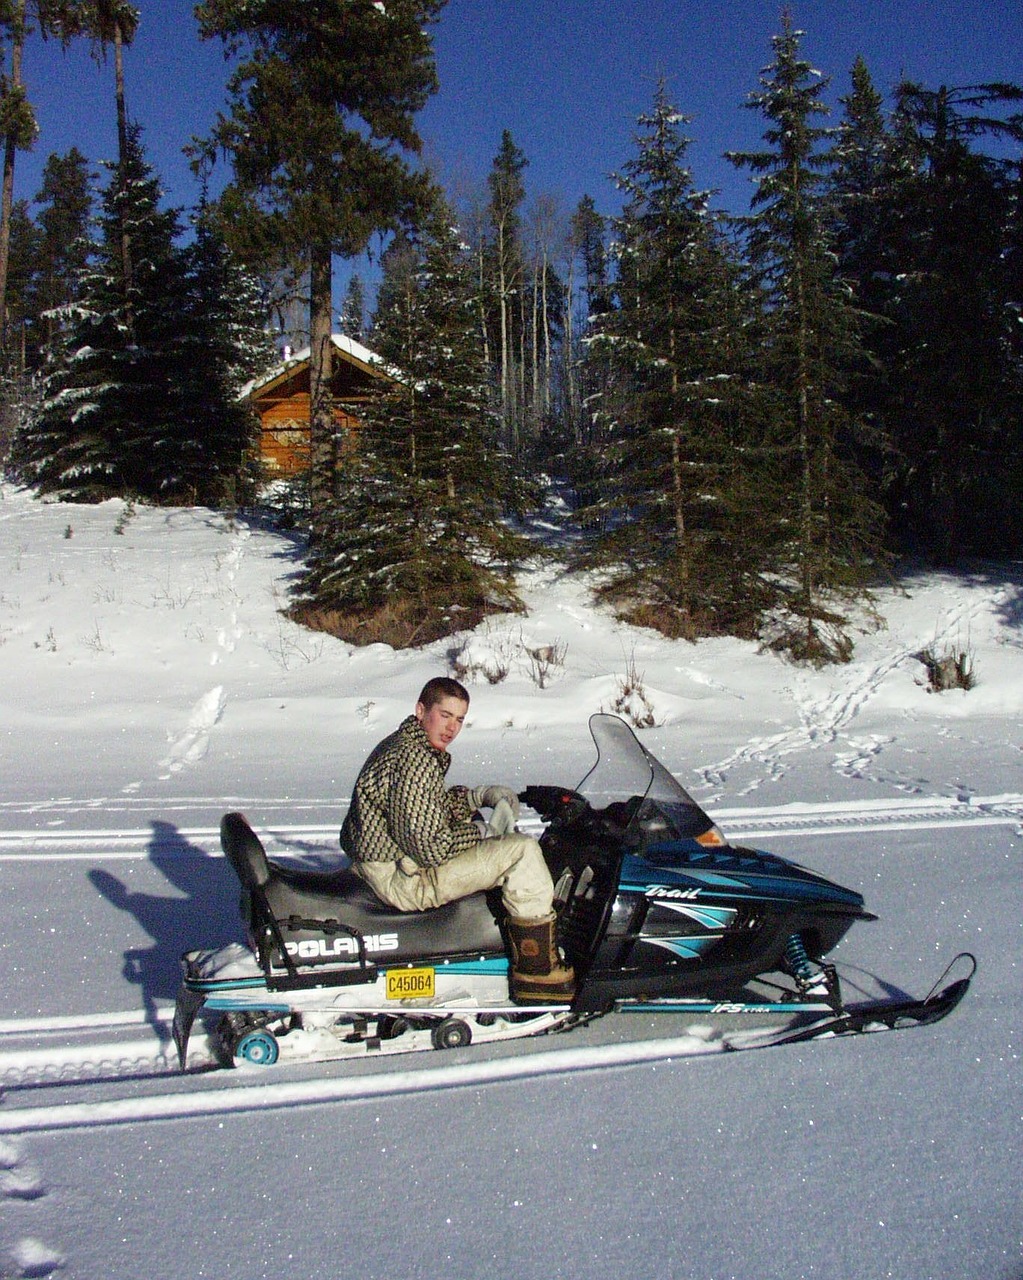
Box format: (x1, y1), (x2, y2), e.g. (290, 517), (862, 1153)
(417, 676), (470, 710)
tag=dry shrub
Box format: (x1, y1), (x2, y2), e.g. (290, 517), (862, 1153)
(916, 645), (976, 692)
(599, 584), (748, 643)
(526, 639), (568, 688)
(607, 649), (657, 727)
(764, 620), (854, 667)
(449, 627), (516, 684)
(616, 599), (699, 641)
(289, 597), (504, 650)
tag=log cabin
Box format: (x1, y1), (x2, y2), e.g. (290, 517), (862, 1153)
(243, 334), (397, 477)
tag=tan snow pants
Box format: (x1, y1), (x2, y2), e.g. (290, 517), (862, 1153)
(352, 834), (554, 921)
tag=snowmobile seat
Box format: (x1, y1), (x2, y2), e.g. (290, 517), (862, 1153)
(220, 812), (503, 967)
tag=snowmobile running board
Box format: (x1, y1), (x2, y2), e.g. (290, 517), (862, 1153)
(621, 952), (976, 1048)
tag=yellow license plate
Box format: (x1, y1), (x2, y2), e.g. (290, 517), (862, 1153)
(385, 967), (436, 1000)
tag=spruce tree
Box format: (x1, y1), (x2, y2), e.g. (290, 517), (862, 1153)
(16, 123), (181, 498)
(881, 82), (1023, 557)
(729, 18), (885, 662)
(581, 81), (760, 638)
(564, 194), (607, 445)
(292, 188), (528, 647)
(0, 198), (37, 458)
(33, 148), (94, 356)
(339, 274), (365, 341)
(17, 124), (267, 504)
(170, 209), (275, 504)
(827, 57), (901, 329)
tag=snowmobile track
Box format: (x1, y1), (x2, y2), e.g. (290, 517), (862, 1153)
(1, 792), (1021, 861)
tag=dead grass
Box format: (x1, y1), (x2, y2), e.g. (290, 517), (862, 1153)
(288, 596), (517, 650)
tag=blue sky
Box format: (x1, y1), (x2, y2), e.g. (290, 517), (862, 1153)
(16, 0), (1023, 296)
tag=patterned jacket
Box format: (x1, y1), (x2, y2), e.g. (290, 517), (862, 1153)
(340, 716), (483, 868)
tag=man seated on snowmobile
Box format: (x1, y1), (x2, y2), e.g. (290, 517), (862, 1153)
(341, 676), (574, 1004)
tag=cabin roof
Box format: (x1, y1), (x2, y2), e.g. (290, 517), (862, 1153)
(241, 333), (399, 401)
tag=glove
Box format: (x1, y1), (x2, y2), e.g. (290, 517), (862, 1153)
(485, 797), (518, 838)
(469, 784), (520, 819)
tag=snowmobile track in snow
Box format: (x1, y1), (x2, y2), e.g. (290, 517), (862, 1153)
(1, 792), (1021, 861)
(0, 1033), (732, 1133)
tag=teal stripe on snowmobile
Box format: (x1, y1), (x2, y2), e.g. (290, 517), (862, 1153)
(204, 997), (293, 1012)
(433, 957), (509, 976)
(184, 976), (269, 993)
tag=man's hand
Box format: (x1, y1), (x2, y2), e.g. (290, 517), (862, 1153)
(469, 784), (520, 818)
(485, 797), (518, 837)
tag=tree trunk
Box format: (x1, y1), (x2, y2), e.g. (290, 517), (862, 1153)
(541, 249), (551, 416)
(475, 235), (489, 367)
(0, 0), (26, 357)
(113, 23), (134, 337)
(563, 255), (577, 441)
(309, 242), (335, 545)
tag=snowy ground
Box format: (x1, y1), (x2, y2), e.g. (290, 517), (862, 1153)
(0, 481), (1019, 1279)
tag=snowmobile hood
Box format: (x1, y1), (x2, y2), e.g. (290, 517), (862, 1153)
(618, 846), (870, 912)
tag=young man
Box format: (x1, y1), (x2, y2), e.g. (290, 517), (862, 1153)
(341, 676), (574, 1004)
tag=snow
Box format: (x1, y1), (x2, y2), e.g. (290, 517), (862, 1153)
(0, 480), (1019, 1280)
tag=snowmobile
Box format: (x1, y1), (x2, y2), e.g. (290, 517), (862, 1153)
(173, 713), (974, 1070)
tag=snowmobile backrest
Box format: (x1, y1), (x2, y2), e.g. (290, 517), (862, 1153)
(220, 812), (271, 891)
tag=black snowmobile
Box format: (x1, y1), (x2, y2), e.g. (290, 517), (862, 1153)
(173, 713), (974, 1069)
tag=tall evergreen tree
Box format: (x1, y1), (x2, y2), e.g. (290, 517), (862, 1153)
(33, 147), (93, 354)
(3, 196), (36, 355)
(581, 81), (760, 638)
(292, 188), (528, 647)
(17, 123), (183, 497)
(16, 124), (264, 504)
(881, 81), (1023, 556)
(171, 208), (275, 503)
(0, 196), (36, 457)
(827, 57), (899, 318)
(564, 193), (607, 444)
(196, 0), (445, 544)
(729, 18), (885, 662)
(338, 273), (365, 341)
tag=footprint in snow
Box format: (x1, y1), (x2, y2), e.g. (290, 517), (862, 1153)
(158, 685), (226, 777)
(0, 1139), (45, 1201)
(9, 1238), (64, 1278)
(1, 1166), (46, 1200)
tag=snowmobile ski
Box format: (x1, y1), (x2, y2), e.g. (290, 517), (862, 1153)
(731, 951), (977, 1048)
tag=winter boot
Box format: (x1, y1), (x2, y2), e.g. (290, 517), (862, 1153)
(506, 912), (575, 1005)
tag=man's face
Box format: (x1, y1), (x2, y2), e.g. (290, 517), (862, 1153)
(415, 695), (469, 751)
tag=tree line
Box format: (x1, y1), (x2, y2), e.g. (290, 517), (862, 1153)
(2, 3), (1022, 660)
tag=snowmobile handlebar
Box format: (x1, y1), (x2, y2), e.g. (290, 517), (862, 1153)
(519, 785), (589, 826)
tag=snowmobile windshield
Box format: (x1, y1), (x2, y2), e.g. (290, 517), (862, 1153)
(577, 714), (728, 851)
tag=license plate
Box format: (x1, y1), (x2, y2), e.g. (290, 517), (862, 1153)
(385, 967), (435, 1000)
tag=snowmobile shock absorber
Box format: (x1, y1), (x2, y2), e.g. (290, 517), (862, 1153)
(784, 932), (817, 984)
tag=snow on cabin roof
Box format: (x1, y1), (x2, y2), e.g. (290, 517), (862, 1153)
(240, 333), (398, 400)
